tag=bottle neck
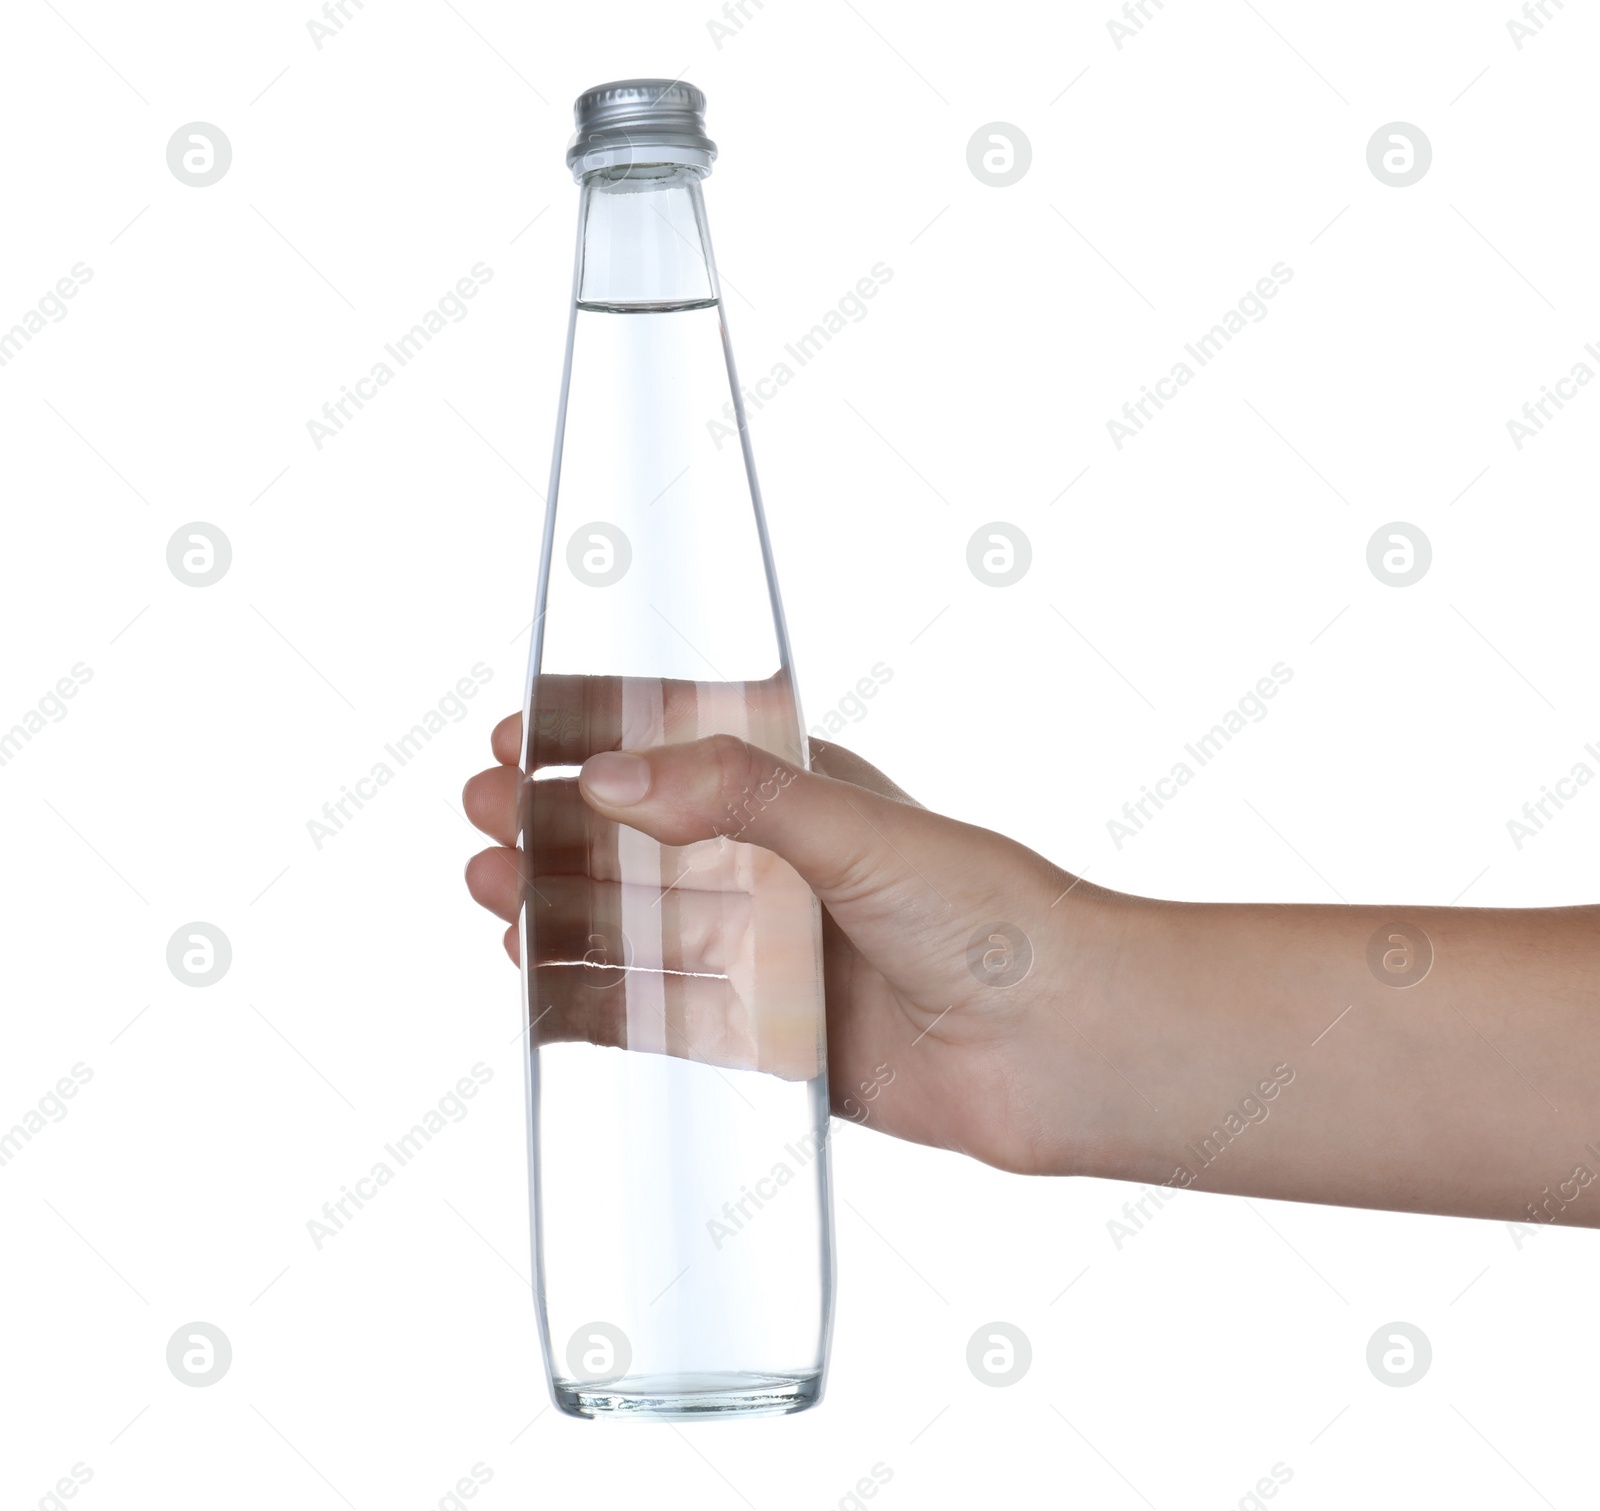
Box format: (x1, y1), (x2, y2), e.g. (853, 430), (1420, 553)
(575, 165), (718, 312)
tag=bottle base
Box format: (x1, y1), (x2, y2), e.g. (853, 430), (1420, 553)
(553, 1370), (822, 1420)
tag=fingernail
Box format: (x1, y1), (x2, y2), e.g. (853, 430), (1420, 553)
(582, 751), (652, 807)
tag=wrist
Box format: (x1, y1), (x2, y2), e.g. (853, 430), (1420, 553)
(1017, 882), (1166, 1179)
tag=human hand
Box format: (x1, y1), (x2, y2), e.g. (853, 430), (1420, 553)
(464, 682), (1600, 1222)
(462, 684), (1118, 1175)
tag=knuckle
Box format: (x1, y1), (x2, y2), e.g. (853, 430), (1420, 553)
(706, 732), (758, 808)
(704, 734), (796, 840)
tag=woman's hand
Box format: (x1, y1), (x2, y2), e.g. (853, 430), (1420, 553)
(462, 705), (1121, 1175)
(466, 692), (1600, 1226)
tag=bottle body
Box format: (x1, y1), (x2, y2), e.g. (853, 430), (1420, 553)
(518, 161), (834, 1418)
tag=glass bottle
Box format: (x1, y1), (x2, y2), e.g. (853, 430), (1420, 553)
(516, 79), (834, 1419)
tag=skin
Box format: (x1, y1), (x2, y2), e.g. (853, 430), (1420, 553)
(464, 707), (1600, 1229)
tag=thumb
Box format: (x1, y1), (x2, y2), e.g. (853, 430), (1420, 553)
(576, 733), (949, 908)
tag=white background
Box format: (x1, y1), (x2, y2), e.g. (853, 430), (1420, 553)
(2, 1), (1598, 1507)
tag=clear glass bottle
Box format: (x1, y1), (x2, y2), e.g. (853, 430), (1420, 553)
(516, 80), (834, 1419)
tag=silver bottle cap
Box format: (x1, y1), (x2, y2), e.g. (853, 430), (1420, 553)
(567, 79), (718, 181)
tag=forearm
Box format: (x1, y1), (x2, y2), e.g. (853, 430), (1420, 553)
(1059, 894), (1600, 1225)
